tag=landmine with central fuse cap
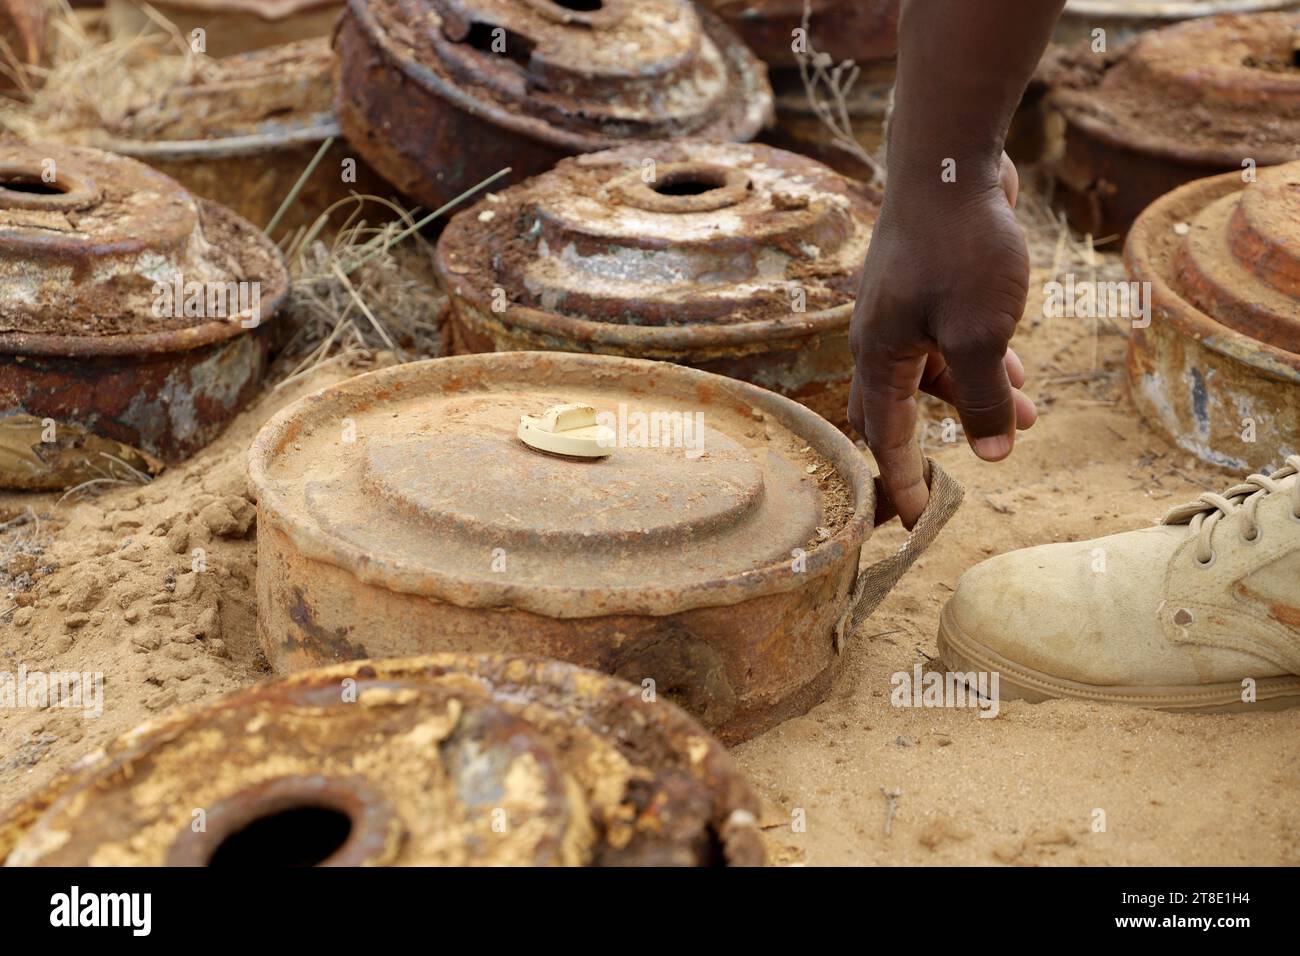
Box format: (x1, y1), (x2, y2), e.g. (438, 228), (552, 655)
(249, 352), (962, 744)
(0, 142), (288, 489)
(0, 654), (766, 866)
(334, 0), (774, 210)
(435, 141), (879, 430)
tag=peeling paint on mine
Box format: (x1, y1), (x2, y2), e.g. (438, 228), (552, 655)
(334, 0), (774, 211)
(436, 142), (879, 431)
(1126, 161), (1300, 473)
(0, 143), (288, 488)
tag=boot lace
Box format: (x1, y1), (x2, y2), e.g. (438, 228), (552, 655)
(1161, 455), (1300, 566)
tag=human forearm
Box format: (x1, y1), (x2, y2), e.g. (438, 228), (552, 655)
(887, 0), (1066, 197)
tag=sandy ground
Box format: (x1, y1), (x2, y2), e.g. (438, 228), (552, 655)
(736, 272), (1300, 867)
(1, 239), (1296, 866)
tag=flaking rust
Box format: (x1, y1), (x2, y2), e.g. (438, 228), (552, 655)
(91, 38), (389, 237)
(435, 141), (879, 429)
(0, 143), (288, 489)
(334, 0), (773, 211)
(248, 351), (876, 744)
(1126, 160), (1300, 472)
(0, 654), (765, 866)
(105, 0), (343, 58)
(1048, 11), (1300, 238)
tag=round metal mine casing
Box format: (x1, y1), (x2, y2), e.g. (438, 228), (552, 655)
(334, 0), (774, 212)
(1126, 160), (1300, 471)
(105, 0), (342, 58)
(0, 654), (764, 866)
(1055, 0), (1300, 45)
(1050, 11), (1300, 238)
(435, 142), (879, 429)
(95, 38), (388, 237)
(701, 0), (899, 68)
(249, 352), (874, 744)
(0, 143), (288, 489)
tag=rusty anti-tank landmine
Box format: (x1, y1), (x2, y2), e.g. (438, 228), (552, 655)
(1126, 160), (1300, 473)
(1048, 11), (1300, 239)
(335, 0), (774, 212)
(94, 38), (391, 237)
(0, 143), (288, 490)
(0, 655), (765, 866)
(249, 352), (880, 745)
(1055, 0), (1300, 45)
(105, 0), (343, 58)
(0, 0), (46, 94)
(435, 142), (878, 429)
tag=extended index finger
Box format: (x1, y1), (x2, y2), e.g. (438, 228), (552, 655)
(850, 347), (930, 530)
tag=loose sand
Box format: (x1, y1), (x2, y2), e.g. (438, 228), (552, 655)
(1, 252), (1296, 866)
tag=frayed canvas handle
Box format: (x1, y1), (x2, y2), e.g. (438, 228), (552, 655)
(835, 458), (964, 652)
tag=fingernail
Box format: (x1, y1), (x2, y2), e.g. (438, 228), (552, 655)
(973, 434), (1013, 461)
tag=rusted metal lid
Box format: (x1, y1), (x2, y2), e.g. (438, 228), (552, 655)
(1166, 162), (1300, 351)
(1050, 11), (1300, 167)
(102, 38), (337, 155)
(341, 0), (772, 152)
(700, 0), (899, 68)
(1126, 160), (1300, 470)
(249, 351), (872, 619)
(0, 143), (286, 357)
(0, 655), (765, 866)
(435, 141), (876, 355)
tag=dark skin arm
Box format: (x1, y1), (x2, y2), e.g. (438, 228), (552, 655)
(849, 0), (1066, 528)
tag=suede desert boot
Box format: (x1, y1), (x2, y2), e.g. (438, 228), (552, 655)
(939, 456), (1300, 710)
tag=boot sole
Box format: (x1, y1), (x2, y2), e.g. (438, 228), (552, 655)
(937, 604), (1300, 713)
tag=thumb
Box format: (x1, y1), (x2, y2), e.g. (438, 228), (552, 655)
(999, 152), (1020, 208)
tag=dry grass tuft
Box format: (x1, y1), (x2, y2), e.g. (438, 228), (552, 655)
(0, 1), (217, 142)
(273, 195), (449, 387)
(792, 0), (888, 186)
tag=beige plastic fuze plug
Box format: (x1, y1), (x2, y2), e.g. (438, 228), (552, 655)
(518, 403), (614, 458)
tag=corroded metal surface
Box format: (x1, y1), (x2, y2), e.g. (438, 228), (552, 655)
(105, 0), (342, 58)
(435, 142), (878, 428)
(1049, 11), (1300, 238)
(1056, 0), (1300, 44)
(0, 654), (764, 866)
(0, 143), (287, 488)
(97, 38), (389, 236)
(0, 0), (46, 93)
(701, 0), (898, 68)
(1126, 160), (1300, 472)
(335, 0), (773, 211)
(248, 352), (875, 744)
